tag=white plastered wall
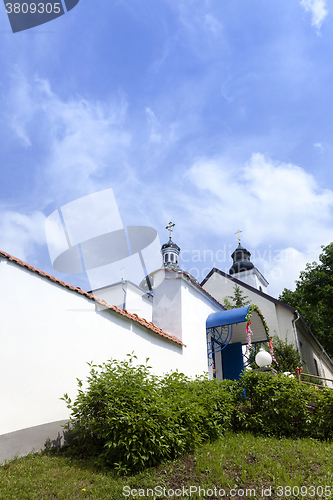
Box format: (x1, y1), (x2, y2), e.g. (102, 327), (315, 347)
(296, 323), (333, 386)
(92, 281), (153, 321)
(0, 259), (208, 436)
(275, 305), (296, 345)
(152, 271), (183, 341)
(180, 277), (223, 378)
(152, 270), (224, 375)
(231, 268), (268, 293)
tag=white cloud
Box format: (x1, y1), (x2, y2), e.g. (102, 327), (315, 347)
(0, 211), (46, 262)
(184, 152), (333, 295)
(145, 107), (178, 151)
(186, 152), (333, 244)
(314, 142), (324, 152)
(0, 73), (135, 262)
(300, 0), (328, 30)
(145, 107), (162, 144)
(5, 73), (132, 201)
(254, 247), (314, 297)
(6, 69), (34, 147)
(204, 13), (223, 38)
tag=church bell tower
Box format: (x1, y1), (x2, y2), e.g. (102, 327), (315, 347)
(229, 230), (268, 293)
(161, 221), (181, 270)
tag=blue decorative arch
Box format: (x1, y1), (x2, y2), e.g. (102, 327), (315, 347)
(206, 305), (269, 380)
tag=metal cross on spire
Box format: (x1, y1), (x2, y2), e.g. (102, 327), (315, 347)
(235, 229), (242, 244)
(166, 221), (175, 239)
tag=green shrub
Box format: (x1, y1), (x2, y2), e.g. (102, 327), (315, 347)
(62, 357), (333, 473)
(309, 388), (333, 440)
(234, 370), (331, 439)
(269, 335), (303, 373)
(62, 356), (238, 472)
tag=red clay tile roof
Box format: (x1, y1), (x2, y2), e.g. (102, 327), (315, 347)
(0, 250), (185, 347)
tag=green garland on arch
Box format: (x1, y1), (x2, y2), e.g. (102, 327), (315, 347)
(245, 304), (270, 340)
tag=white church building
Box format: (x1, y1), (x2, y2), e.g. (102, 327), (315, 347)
(1, 226), (332, 461)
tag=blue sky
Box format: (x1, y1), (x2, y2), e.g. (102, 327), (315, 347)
(0, 0), (332, 298)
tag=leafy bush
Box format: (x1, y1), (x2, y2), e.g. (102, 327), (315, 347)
(62, 356), (237, 472)
(234, 370), (333, 440)
(234, 370), (313, 438)
(268, 335), (302, 373)
(62, 357), (333, 473)
(309, 388), (333, 440)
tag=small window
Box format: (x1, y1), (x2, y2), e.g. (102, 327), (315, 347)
(170, 253), (174, 262)
(314, 358), (320, 376)
(259, 286), (262, 292)
(164, 254), (168, 263)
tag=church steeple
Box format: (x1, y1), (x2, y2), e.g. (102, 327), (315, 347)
(229, 242), (254, 275)
(161, 221), (180, 269)
(229, 231), (268, 292)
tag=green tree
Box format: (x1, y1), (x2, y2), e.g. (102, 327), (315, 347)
(248, 335), (302, 373)
(267, 335), (302, 373)
(223, 284), (251, 309)
(279, 243), (333, 358)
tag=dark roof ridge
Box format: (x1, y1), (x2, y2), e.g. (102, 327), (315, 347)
(0, 249), (185, 347)
(200, 267), (294, 311)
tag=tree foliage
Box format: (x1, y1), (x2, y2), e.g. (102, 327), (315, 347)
(266, 335), (302, 373)
(248, 335), (302, 373)
(223, 284), (251, 309)
(279, 243), (333, 358)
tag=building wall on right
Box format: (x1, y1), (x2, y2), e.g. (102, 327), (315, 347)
(296, 321), (333, 387)
(274, 305), (296, 345)
(202, 270), (333, 382)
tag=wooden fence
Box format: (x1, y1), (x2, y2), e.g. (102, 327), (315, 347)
(295, 368), (333, 389)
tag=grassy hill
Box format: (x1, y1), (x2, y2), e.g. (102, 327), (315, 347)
(1, 432), (333, 500)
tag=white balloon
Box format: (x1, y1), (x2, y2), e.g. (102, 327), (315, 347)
(255, 350), (272, 367)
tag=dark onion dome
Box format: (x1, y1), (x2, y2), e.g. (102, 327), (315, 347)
(229, 243), (254, 275)
(161, 239), (180, 252)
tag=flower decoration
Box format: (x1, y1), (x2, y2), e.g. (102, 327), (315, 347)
(245, 304), (270, 338)
(245, 304), (279, 367)
(269, 338), (278, 366)
(245, 321), (253, 357)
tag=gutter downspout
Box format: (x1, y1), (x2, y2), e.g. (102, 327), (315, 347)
(292, 310), (301, 353)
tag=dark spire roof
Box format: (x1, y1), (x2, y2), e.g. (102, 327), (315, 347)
(161, 239), (180, 252)
(229, 243), (254, 275)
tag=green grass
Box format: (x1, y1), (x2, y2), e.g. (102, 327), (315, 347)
(1, 432), (333, 499)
